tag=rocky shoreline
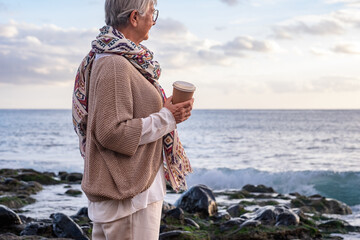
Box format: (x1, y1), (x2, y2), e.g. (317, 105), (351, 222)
(0, 168), (359, 240)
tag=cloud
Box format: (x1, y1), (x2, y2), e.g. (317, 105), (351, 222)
(332, 43), (360, 54)
(332, 9), (360, 27)
(272, 6), (360, 40)
(272, 18), (344, 39)
(0, 21), (97, 85)
(216, 36), (277, 56)
(325, 0), (360, 8)
(220, 0), (240, 6)
(151, 18), (276, 68)
(266, 76), (360, 93)
(0, 19), (276, 85)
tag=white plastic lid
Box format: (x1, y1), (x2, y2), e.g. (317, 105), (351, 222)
(173, 81), (196, 92)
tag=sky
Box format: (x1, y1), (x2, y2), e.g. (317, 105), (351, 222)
(0, 0), (359, 109)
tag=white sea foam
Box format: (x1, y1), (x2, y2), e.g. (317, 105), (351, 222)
(186, 168), (360, 206)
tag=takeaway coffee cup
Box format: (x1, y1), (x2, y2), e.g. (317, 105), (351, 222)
(172, 81), (196, 104)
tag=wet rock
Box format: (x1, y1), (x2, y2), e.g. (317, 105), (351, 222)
(249, 205), (300, 226)
(276, 211), (300, 226)
(220, 218), (245, 231)
(184, 218), (200, 229)
(162, 201), (176, 213)
(175, 184), (217, 217)
(240, 219), (262, 228)
(163, 207), (185, 226)
(242, 184), (276, 193)
(0, 177), (42, 195)
(75, 207), (88, 218)
(227, 204), (247, 217)
(159, 230), (191, 239)
(211, 211), (231, 222)
(254, 206), (277, 225)
(15, 169), (59, 185)
(0, 233), (71, 240)
(291, 195), (352, 215)
(51, 212), (89, 240)
(0, 195), (35, 209)
(58, 172), (68, 181)
(66, 173), (83, 183)
(318, 219), (359, 234)
(165, 207), (184, 220)
(0, 204), (22, 226)
(65, 189), (82, 196)
(20, 222), (52, 236)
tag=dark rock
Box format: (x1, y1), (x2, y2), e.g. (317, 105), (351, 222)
(75, 207), (88, 218)
(43, 172), (56, 178)
(0, 204), (22, 226)
(162, 201), (176, 213)
(0, 195), (35, 209)
(159, 230), (191, 239)
(15, 169), (59, 185)
(65, 189), (82, 196)
(0, 169), (19, 176)
(240, 219), (262, 228)
(66, 173), (83, 183)
(276, 211), (300, 226)
(0, 233), (72, 240)
(175, 184), (217, 217)
(227, 204), (246, 217)
(20, 222), (52, 236)
(0, 177), (42, 195)
(184, 218), (200, 229)
(59, 172), (68, 181)
(211, 211), (231, 222)
(254, 206), (277, 225)
(242, 184), (276, 193)
(165, 207), (184, 220)
(318, 219), (359, 234)
(51, 212), (89, 240)
(291, 195), (352, 215)
(220, 218), (245, 231)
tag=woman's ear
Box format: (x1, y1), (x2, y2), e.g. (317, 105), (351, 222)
(129, 10), (138, 27)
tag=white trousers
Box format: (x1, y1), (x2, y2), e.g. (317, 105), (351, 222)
(92, 200), (163, 240)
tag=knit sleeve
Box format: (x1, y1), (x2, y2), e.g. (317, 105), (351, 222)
(92, 56), (142, 157)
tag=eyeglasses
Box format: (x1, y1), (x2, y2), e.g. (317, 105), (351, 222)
(153, 9), (159, 22)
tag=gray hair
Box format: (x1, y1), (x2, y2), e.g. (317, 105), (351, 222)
(105, 0), (157, 28)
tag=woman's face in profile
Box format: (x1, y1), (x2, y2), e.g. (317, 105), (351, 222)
(136, 2), (156, 43)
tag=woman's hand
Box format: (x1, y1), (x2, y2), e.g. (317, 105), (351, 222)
(164, 96), (194, 124)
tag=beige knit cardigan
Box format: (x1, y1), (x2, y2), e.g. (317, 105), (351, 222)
(81, 55), (164, 202)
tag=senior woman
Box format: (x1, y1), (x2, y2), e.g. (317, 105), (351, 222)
(72, 0), (194, 239)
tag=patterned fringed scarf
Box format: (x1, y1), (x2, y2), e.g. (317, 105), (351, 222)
(72, 26), (192, 192)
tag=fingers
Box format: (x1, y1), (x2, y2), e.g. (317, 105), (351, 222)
(174, 98), (194, 108)
(168, 98), (194, 124)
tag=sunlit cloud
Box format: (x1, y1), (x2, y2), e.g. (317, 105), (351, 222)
(332, 43), (360, 54)
(151, 18), (276, 68)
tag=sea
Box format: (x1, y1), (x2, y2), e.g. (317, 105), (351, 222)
(0, 109), (359, 239)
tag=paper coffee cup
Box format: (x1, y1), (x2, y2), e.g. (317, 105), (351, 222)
(172, 81), (196, 104)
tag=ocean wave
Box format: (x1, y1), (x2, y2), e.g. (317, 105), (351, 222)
(187, 168), (360, 206)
